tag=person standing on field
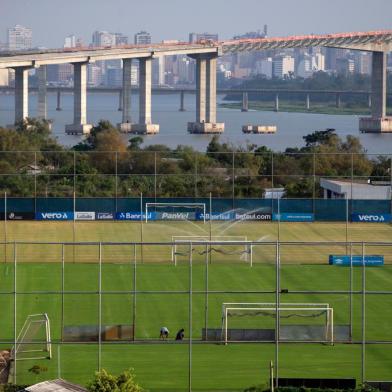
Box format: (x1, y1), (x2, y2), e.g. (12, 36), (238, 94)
(160, 326), (169, 340)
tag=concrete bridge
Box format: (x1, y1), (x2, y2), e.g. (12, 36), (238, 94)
(0, 30), (391, 134)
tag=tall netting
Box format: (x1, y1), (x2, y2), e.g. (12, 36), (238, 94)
(221, 303), (333, 344)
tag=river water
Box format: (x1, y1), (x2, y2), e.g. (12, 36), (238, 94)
(0, 92), (391, 154)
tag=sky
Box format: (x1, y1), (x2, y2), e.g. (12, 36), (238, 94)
(1, 0), (392, 48)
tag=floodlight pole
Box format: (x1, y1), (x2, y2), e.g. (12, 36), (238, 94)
(188, 242), (193, 392)
(132, 244), (137, 341)
(361, 241), (366, 384)
(98, 242), (102, 371)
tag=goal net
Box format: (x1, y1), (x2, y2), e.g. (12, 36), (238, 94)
(145, 203), (206, 223)
(11, 313), (52, 361)
(221, 303), (333, 344)
(171, 236), (252, 265)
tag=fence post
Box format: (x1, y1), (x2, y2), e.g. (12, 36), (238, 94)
(98, 242), (102, 371)
(132, 243), (137, 341)
(361, 242), (366, 384)
(188, 242), (193, 392)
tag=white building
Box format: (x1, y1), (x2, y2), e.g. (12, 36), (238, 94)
(64, 35), (76, 48)
(87, 64), (102, 86)
(92, 31), (116, 47)
(273, 56), (295, 78)
(7, 25), (32, 50)
(314, 53), (325, 71)
(255, 58), (273, 78)
(134, 31), (151, 45)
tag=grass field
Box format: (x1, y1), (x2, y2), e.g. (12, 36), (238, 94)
(1, 220), (392, 391)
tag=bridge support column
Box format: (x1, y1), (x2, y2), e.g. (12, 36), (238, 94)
(118, 89), (123, 111)
(188, 54), (224, 134)
(241, 92), (248, 112)
(118, 59), (135, 133)
(179, 90), (186, 111)
(306, 93), (310, 110)
(65, 62), (92, 135)
(335, 93), (341, 108)
(132, 57), (159, 134)
(360, 51), (392, 133)
(56, 89), (62, 111)
(13, 66), (30, 125)
(37, 65), (47, 120)
(274, 93), (279, 112)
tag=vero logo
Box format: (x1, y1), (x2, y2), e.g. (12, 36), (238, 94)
(358, 215), (384, 222)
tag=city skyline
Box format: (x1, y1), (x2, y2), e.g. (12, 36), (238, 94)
(1, 0), (392, 48)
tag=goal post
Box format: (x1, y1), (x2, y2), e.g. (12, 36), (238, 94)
(221, 303), (333, 345)
(11, 313), (52, 361)
(145, 202), (206, 223)
(171, 236), (252, 266)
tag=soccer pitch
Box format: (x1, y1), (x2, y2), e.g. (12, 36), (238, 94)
(0, 220), (392, 391)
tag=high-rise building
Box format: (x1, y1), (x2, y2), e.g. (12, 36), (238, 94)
(255, 58), (273, 78)
(114, 33), (128, 46)
(106, 67), (122, 87)
(64, 35), (76, 48)
(134, 31), (151, 45)
(88, 64), (103, 86)
(92, 31), (116, 47)
(7, 25), (32, 50)
(273, 56), (295, 78)
(189, 32), (218, 43)
(354, 52), (371, 75)
(336, 58), (355, 75)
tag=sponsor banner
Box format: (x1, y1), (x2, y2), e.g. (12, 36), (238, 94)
(97, 212), (115, 220)
(0, 212), (35, 220)
(272, 213), (314, 222)
(155, 211), (195, 220)
(75, 211), (95, 221)
(329, 255), (384, 266)
(116, 212), (155, 221)
(197, 212), (234, 221)
(351, 213), (391, 223)
(36, 212), (74, 220)
(233, 212), (272, 221)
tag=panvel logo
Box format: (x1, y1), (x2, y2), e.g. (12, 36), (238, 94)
(161, 212), (190, 220)
(352, 213), (391, 223)
(37, 212), (73, 220)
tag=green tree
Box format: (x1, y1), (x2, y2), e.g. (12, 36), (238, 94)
(87, 368), (144, 392)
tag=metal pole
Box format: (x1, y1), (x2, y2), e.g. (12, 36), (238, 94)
(277, 195), (281, 242)
(232, 151), (235, 209)
(154, 152), (157, 202)
(115, 152), (118, 214)
(346, 197), (349, 254)
(270, 360), (274, 392)
(209, 192), (212, 264)
(13, 241), (16, 384)
(34, 151), (37, 213)
(275, 241), (280, 387)
(73, 191), (76, 263)
(61, 244), (65, 343)
(271, 152), (274, 188)
(57, 345), (61, 378)
(140, 193), (144, 263)
(312, 152), (316, 216)
(132, 244), (137, 341)
(349, 242), (353, 341)
(98, 242), (102, 371)
(361, 241), (366, 383)
(4, 192), (7, 263)
(194, 154), (198, 198)
(204, 243), (209, 340)
(188, 242), (193, 392)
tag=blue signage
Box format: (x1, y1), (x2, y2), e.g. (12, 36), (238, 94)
(116, 212), (155, 221)
(329, 255), (384, 266)
(273, 213), (314, 222)
(36, 212), (74, 220)
(351, 213), (391, 223)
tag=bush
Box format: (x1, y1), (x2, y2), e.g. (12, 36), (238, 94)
(86, 368), (145, 392)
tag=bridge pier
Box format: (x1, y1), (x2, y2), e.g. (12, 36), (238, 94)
(179, 90), (186, 111)
(65, 62), (92, 135)
(12, 66), (30, 125)
(360, 51), (392, 132)
(241, 92), (248, 112)
(132, 57), (159, 134)
(274, 93), (279, 112)
(56, 89), (62, 111)
(188, 54), (224, 133)
(306, 93), (310, 110)
(118, 89), (123, 111)
(118, 59), (135, 133)
(335, 93), (341, 108)
(37, 65), (47, 120)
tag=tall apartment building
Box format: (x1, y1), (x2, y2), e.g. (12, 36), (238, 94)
(134, 31), (151, 45)
(114, 33), (128, 46)
(273, 56), (295, 78)
(92, 31), (116, 47)
(7, 25), (32, 50)
(64, 35), (76, 48)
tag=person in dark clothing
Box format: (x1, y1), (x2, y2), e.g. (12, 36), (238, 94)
(175, 328), (185, 341)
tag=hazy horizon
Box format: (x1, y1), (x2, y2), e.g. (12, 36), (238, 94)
(1, 0), (392, 48)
